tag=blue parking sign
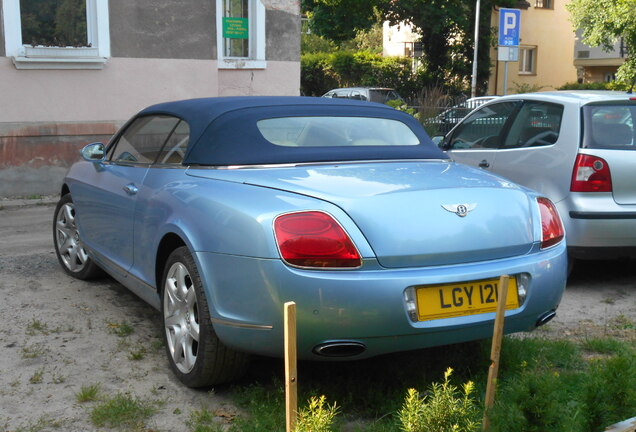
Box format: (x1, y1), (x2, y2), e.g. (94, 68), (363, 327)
(498, 8), (520, 46)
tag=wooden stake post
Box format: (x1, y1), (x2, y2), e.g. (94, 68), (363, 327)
(284, 301), (298, 432)
(482, 275), (510, 431)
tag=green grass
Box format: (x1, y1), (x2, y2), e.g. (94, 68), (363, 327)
(216, 337), (636, 432)
(90, 392), (158, 430)
(25, 319), (49, 336)
(187, 409), (226, 432)
(128, 346), (147, 361)
(21, 343), (46, 359)
(107, 321), (134, 337)
(11, 415), (64, 432)
(29, 370), (44, 384)
(76, 383), (101, 403)
(610, 314), (635, 331)
(582, 337), (627, 355)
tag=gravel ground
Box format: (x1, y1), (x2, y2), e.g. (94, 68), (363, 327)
(0, 203), (634, 431)
(0, 204), (238, 432)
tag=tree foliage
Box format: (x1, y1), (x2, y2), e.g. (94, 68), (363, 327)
(567, 0), (636, 85)
(303, 0), (516, 94)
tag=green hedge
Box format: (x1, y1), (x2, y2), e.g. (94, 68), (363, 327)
(301, 50), (437, 101)
(557, 81), (630, 91)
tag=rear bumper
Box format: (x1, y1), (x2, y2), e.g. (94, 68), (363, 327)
(557, 193), (636, 252)
(193, 243), (567, 360)
(568, 246), (636, 260)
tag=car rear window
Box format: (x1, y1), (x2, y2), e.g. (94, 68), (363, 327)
(369, 90), (402, 103)
(583, 105), (636, 150)
(256, 116), (420, 147)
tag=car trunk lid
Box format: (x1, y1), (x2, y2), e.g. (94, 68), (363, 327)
(189, 162), (536, 268)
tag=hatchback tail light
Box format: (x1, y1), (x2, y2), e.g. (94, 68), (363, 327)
(274, 211), (361, 268)
(570, 154), (612, 192)
(537, 197), (564, 249)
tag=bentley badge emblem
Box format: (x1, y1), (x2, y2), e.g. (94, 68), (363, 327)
(441, 203), (477, 217)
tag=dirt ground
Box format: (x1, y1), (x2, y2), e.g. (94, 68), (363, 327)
(0, 203), (634, 431)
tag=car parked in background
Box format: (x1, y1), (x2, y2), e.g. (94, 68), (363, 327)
(424, 96), (499, 135)
(54, 96), (566, 388)
(322, 87), (405, 104)
(439, 91), (636, 265)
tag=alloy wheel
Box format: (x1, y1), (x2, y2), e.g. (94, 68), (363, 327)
(55, 203), (89, 273)
(163, 262), (200, 374)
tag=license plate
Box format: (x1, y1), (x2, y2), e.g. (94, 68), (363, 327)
(415, 277), (519, 321)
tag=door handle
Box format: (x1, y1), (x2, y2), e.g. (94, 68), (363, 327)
(123, 184), (138, 195)
(479, 159), (490, 168)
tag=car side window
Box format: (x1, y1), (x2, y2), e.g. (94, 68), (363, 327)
(446, 102), (520, 150)
(108, 115), (181, 164)
(156, 120), (190, 165)
(350, 90), (367, 101)
(502, 101), (563, 149)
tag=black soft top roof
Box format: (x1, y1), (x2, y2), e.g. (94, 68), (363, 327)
(139, 96), (447, 165)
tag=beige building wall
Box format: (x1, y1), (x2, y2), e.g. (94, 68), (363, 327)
(488, 2), (578, 95)
(0, 57), (300, 124)
(383, 21), (418, 58)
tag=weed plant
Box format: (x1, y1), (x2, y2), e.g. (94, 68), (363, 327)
(296, 395), (339, 432)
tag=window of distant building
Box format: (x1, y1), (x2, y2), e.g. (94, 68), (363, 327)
(2, 0), (110, 69)
(519, 46), (537, 75)
(216, 0), (266, 69)
(535, 0), (553, 9)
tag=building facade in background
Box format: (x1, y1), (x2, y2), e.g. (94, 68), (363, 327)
(488, 0), (578, 95)
(573, 29), (627, 83)
(382, 1), (585, 96)
(0, 0), (301, 197)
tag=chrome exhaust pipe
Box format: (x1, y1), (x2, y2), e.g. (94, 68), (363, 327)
(313, 341), (366, 357)
(536, 310), (556, 328)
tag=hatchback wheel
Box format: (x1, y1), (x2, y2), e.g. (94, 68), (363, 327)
(53, 194), (102, 280)
(161, 246), (248, 387)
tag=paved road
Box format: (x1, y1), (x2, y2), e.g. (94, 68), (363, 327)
(0, 204), (634, 429)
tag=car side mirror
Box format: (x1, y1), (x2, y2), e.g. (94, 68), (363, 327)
(80, 142), (105, 162)
(432, 135), (444, 147)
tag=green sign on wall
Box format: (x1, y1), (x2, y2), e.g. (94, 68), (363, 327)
(223, 17), (249, 39)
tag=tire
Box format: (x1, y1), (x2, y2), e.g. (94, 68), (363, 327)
(53, 193), (103, 280)
(161, 246), (248, 387)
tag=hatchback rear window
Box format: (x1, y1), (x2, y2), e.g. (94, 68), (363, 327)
(369, 90), (402, 103)
(583, 105), (636, 150)
(256, 116), (420, 147)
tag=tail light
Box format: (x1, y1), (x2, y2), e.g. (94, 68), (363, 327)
(570, 154), (612, 192)
(537, 197), (564, 249)
(274, 211), (361, 268)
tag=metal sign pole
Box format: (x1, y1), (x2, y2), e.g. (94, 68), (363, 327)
(503, 61), (508, 96)
(471, 0), (481, 98)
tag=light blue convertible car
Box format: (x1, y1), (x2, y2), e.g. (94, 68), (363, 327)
(53, 97), (567, 387)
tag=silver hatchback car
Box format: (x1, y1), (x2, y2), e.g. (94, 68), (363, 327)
(439, 91), (636, 265)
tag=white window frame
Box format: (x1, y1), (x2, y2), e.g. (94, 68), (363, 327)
(216, 0), (266, 69)
(2, 0), (110, 70)
(519, 46), (537, 75)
